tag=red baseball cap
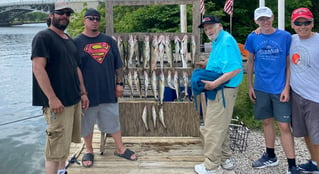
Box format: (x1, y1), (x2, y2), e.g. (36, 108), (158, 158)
(291, 8), (313, 22)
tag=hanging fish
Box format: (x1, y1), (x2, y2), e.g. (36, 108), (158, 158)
(159, 71), (165, 105)
(151, 35), (158, 70)
(183, 71), (189, 100)
(117, 35), (126, 69)
(158, 35), (165, 70)
(133, 35), (140, 67)
(180, 34), (188, 68)
(143, 35), (151, 69)
(159, 106), (166, 129)
(164, 35), (173, 68)
(151, 70), (158, 100)
(173, 70), (180, 100)
(142, 105), (149, 131)
(144, 70), (149, 98)
(152, 104), (157, 128)
(191, 35), (196, 66)
(127, 71), (134, 98)
(174, 36), (181, 63)
(167, 69), (175, 89)
(128, 34), (135, 66)
(134, 70), (142, 98)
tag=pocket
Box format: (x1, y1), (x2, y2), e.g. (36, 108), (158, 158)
(45, 127), (66, 159)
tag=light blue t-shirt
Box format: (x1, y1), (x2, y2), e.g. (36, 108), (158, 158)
(244, 29), (291, 94)
(206, 30), (243, 87)
(290, 33), (319, 103)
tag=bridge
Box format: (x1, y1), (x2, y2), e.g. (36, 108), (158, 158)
(0, 0), (103, 25)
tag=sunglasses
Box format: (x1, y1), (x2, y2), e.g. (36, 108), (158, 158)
(85, 16), (101, 22)
(54, 10), (72, 17)
(293, 20), (312, 26)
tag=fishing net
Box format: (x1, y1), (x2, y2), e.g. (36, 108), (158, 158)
(229, 116), (250, 152)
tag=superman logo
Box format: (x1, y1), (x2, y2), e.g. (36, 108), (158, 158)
(84, 42), (110, 64)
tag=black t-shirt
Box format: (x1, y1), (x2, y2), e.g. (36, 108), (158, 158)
(31, 29), (81, 107)
(74, 33), (122, 106)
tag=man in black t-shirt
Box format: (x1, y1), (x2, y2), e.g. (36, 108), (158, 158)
(31, 2), (89, 174)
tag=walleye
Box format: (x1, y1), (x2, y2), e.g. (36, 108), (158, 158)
(144, 70), (149, 98)
(117, 35), (125, 69)
(164, 35), (173, 68)
(158, 35), (165, 70)
(134, 70), (142, 98)
(143, 35), (151, 69)
(174, 36), (181, 63)
(191, 35), (196, 66)
(142, 105), (149, 130)
(128, 34), (135, 66)
(183, 71), (189, 100)
(173, 70), (180, 100)
(151, 71), (158, 100)
(133, 35), (140, 67)
(167, 69), (175, 89)
(152, 104), (157, 128)
(159, 71), (165, 105)
(180, 34), (188, 68)
(151, 35), (158, 70)
(127, 71), (134, 97)
(159, 106), (166, 129)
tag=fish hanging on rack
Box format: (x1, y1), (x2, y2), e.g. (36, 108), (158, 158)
(143, 35), (151, 69)
(167, 69), (175, 89)
(180, 34), (188, 68)
(127, 70), (134, 98)
(174, 36), (181, 63)
(151, 70), (158, 100)
(173, 70), (180, 100)
(128, 34), (135, 67)
(134, 70), (142, 98)
(142, 105), (149, 131)
(152, 104), (157, 128)
(133, 35), (140, 67)
(151, 35), (159, 70)
(144, 70), (149, 98)
(158, 35), (165, 71)
(117, 35), (126, 69)
(183, 71), (189, 100)
(159, 106), (166, 129)
(191, 35), (196, 66)
(164, 35), (173, 68)
(159, 71), (165, 105)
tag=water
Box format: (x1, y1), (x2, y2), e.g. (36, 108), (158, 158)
(0, 23), (47, 174)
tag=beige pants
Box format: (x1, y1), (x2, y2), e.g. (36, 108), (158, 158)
(202, 88), (238, 170)
(44, 102), (82, 161)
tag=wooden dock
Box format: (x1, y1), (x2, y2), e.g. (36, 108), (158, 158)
(66, 129), (206, 174)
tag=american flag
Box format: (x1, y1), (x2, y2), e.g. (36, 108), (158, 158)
(224, 0), (233, 16)
(200, 0), (205, 16)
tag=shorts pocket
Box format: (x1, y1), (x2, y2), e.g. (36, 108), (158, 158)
(45, 127), (65, 159)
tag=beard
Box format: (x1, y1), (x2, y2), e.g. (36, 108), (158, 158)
(52, 16), (69, 31)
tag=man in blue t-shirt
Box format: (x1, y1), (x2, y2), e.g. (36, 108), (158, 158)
(74, 9), (137, 168)
(245, 7), (298, 174)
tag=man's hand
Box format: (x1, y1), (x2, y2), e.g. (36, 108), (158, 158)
(49, 96), (64, 113)
(195, 59), (207, 69)
(115, 85), (124, 98)
(81, 94), (89, 110)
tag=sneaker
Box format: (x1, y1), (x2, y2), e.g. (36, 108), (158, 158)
(298, 160), (319, 173)
(287, 166), (300, 174)
(252, 152), (279, 168)
(194, 163), (224, 174)
(221, 159), (234, 170)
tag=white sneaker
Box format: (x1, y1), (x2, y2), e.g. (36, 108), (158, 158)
(221, 159), (234, 170)
(194, 163), (224, 174)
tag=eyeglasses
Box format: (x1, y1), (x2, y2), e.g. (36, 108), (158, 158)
(85, 16), (101, 22)
(54, 10), (72, 17)
(293, 20), (313, 26)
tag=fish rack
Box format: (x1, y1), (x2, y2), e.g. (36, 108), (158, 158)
(105, 0), (202, 137)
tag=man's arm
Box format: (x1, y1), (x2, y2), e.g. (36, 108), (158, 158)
(115, 67), (124, 98)
(201, 68), (241, 90)
(280, 55), (290, 102)
(77, 67), (89, 110)
(246, 52), (256, 103)
(32, 57), (64, 113)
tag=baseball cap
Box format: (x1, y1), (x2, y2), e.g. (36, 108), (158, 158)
(198, 15), (220, 28)
(254, 7), (273, 20)
(54, 1), (74, 13)
(291, 8), (313, 22)
(85, 8), (101, 17)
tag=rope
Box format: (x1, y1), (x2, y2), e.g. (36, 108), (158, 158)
(0, 114), (43, 127)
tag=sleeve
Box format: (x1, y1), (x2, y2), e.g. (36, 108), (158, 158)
(110, 37), (123, 69)
(31, 31), (50, 60)
(220, 37), (243, 73)
(244, 34), (255, 54)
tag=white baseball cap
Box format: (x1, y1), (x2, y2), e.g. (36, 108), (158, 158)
(254, 7), (273, 20)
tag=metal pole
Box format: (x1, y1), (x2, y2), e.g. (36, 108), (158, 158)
(180, 4), (187, 33)
(278, 0), (285, 29)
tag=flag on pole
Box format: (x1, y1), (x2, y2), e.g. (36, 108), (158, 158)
(224, 0), (233, 16)
(200, 0), (205, 16)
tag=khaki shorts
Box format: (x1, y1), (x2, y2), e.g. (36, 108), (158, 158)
(43, 102), (81, 161)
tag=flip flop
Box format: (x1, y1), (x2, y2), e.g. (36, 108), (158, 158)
(81, 153), (94, 168)
(114, 149), (137, 161)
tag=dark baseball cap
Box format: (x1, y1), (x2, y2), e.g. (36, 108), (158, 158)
(198, 15), (220, 28)
(85, 8), (100, 17)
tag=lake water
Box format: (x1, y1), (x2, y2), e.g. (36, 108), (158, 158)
(0, 23), (47, 174)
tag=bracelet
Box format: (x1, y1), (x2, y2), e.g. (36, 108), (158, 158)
(116, 82), (124, 86)
(81, 92), (88, 96)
